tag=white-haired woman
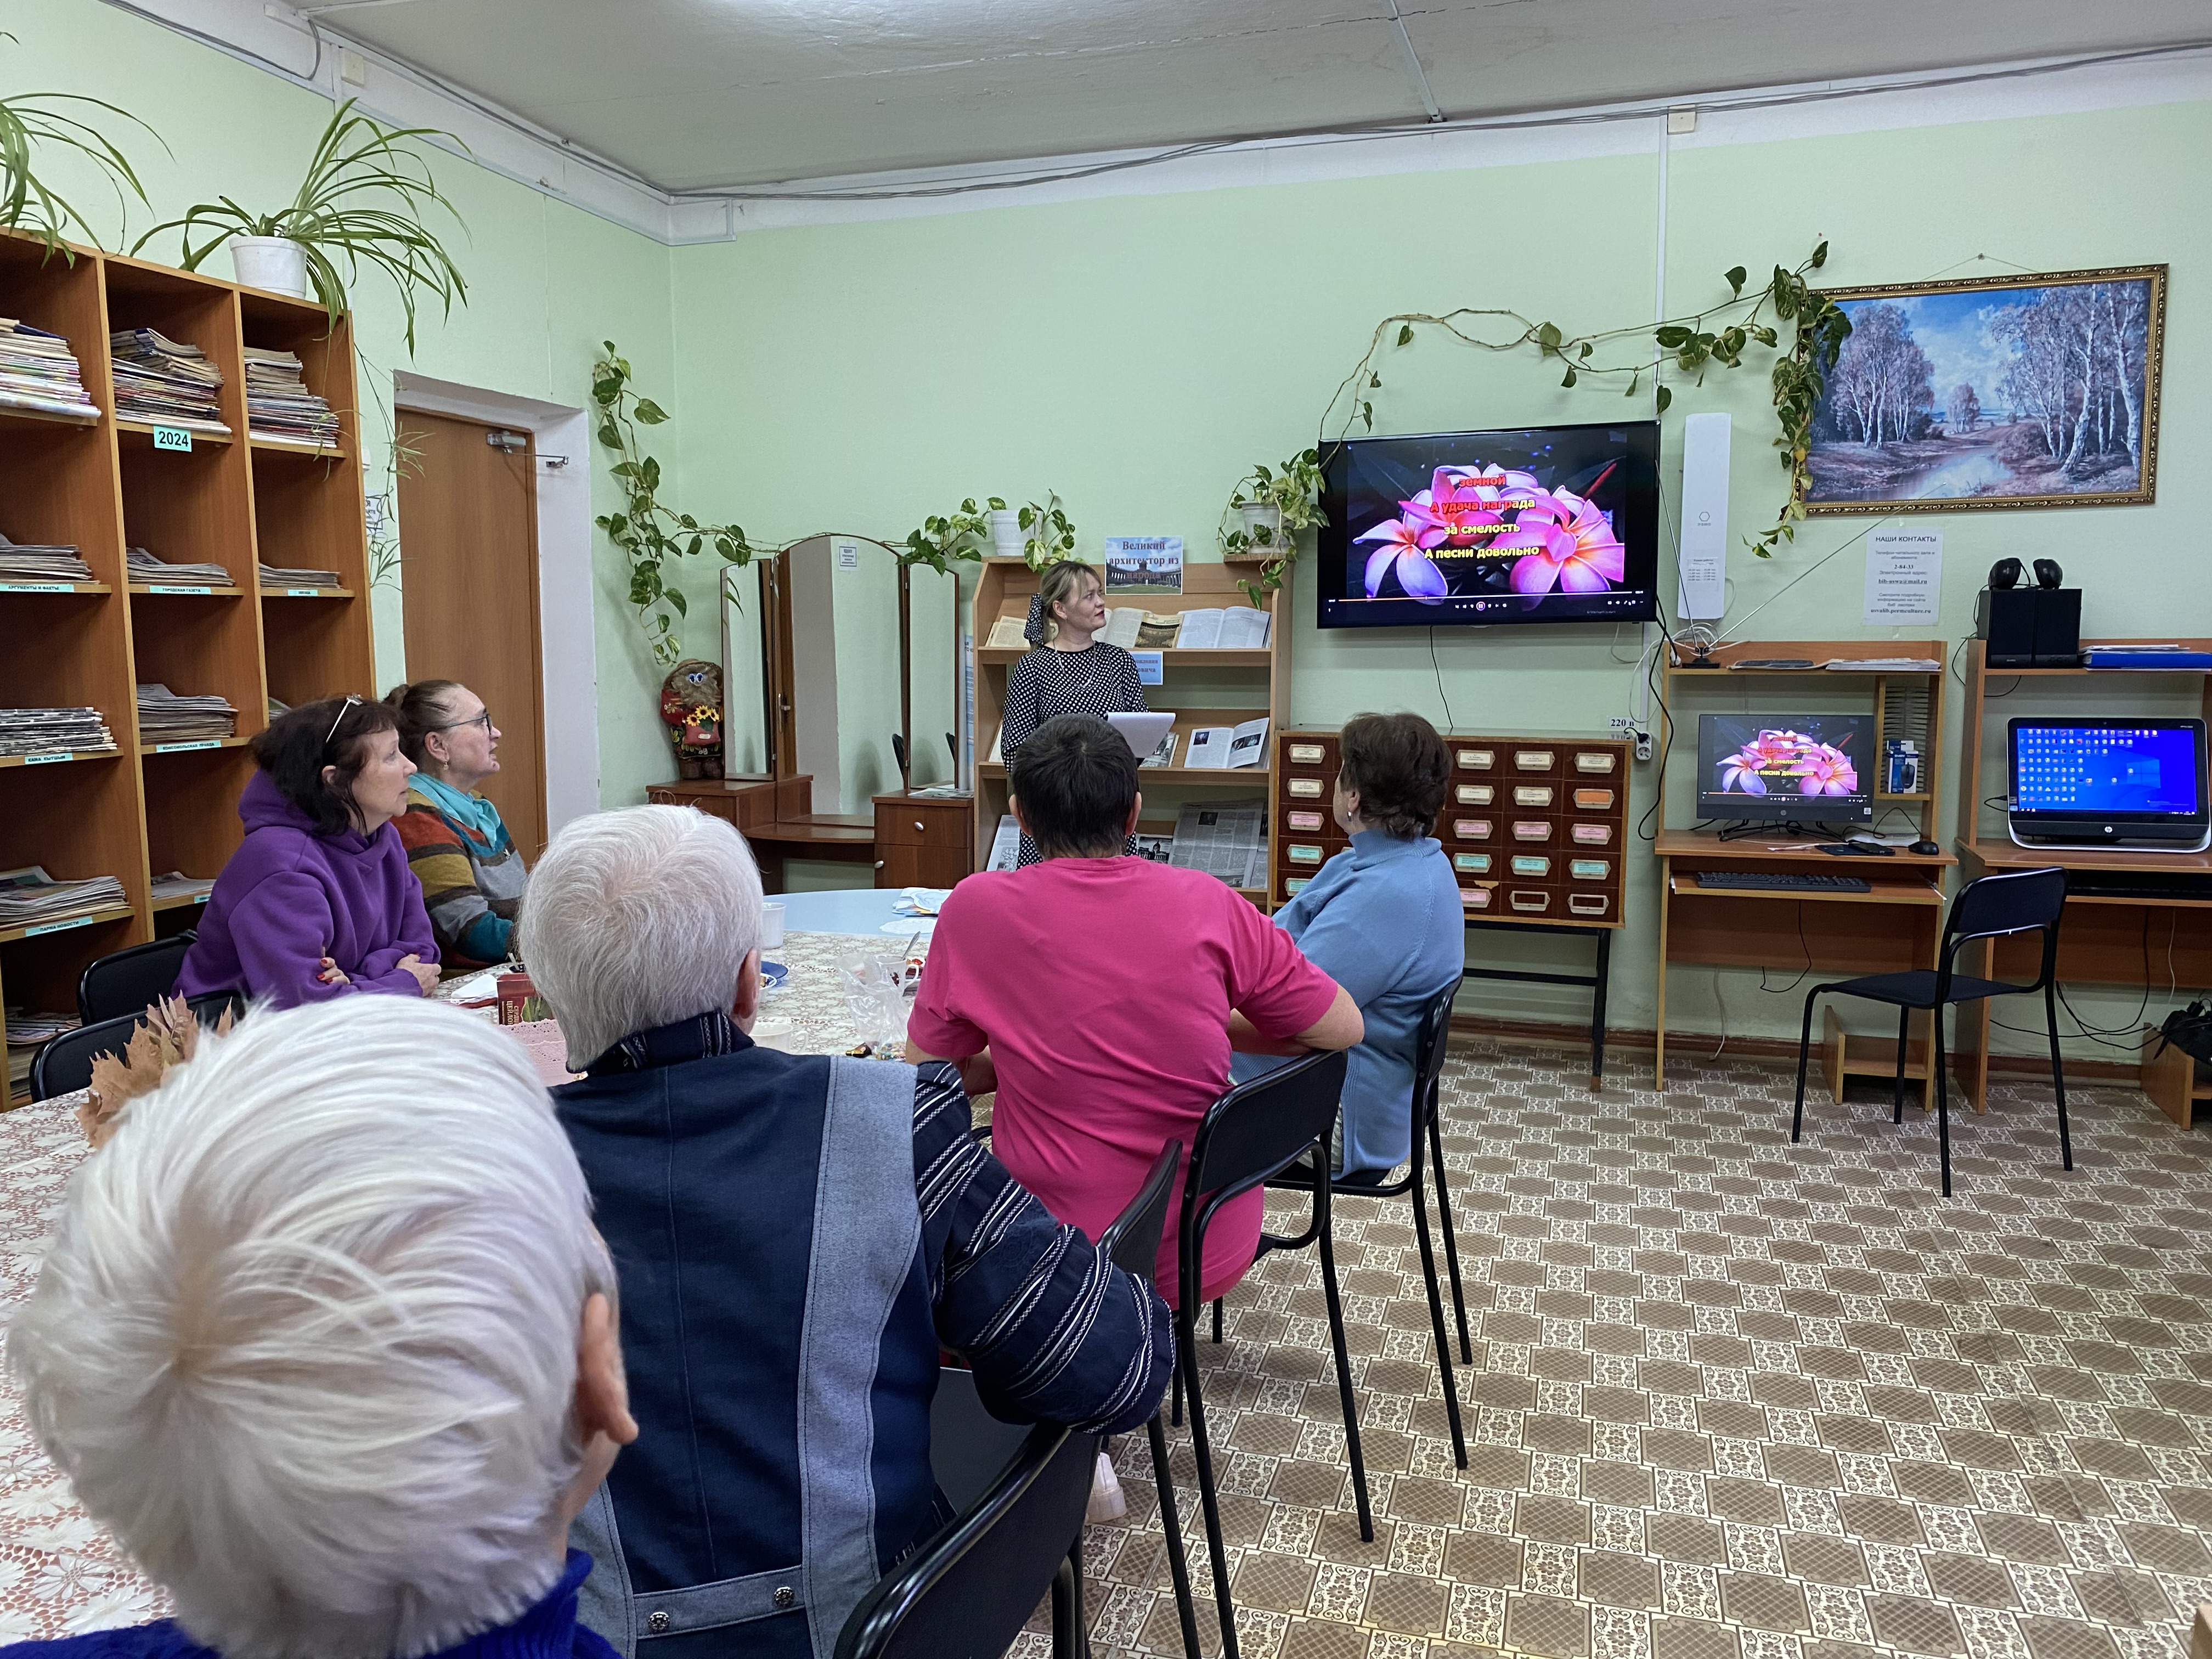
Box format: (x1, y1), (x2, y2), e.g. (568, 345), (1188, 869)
(2, 998), (637, 1659)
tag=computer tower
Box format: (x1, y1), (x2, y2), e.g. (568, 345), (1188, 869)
(1976, 586), (2081, 668)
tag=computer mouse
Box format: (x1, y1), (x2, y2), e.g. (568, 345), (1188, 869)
(1909, 839), (1942, 856)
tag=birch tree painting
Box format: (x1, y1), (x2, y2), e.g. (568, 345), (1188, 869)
(1804, 266), (2164, 514)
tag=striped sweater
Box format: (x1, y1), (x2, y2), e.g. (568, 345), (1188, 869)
(393, 786), (527, 970)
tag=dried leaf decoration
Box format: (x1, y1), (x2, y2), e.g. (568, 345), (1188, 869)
(78, 995), (234, 1149)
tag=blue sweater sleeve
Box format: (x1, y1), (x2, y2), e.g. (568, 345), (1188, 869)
(1283, 861), (1414, 1009)
(910, 1063), (1173, 1434)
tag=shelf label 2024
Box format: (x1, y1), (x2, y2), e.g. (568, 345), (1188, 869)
(151, 424), (193, 453)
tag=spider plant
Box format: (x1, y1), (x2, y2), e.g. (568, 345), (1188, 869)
(132, 98), (467, 349)
(0, 33), (160, 257)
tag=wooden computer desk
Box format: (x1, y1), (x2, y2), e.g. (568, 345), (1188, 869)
(1652, 640), (1952, 1098)
(1950, 637), (2212, 1124)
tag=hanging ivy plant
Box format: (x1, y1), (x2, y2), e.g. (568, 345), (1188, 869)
(902, 496), (1001, 574)
(1240, 242), (1851, 602)
(591, 341), (757, 665)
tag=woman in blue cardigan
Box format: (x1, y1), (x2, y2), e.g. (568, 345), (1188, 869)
(1233, 712), (1464, 1176)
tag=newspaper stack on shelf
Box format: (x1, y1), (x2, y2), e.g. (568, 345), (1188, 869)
(0, 707), (115, 757)
(151, 871), (218, 905)
(137, 683), (238, 743)
(0, 532), (92, 583)
(109, 327), (230, 435)
(258, 561), (342, 590)
(7, 1005), (80, 1092)
(128, 546), (234, 587)
(242, 346), (340, 447)
(0, 319), (99, 420)
(0, 865), (127, 929)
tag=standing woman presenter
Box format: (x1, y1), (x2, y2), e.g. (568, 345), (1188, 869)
(998, 559), (1147, 867)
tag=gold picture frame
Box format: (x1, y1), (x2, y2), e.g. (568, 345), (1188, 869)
(1805, 264), (2165, 516)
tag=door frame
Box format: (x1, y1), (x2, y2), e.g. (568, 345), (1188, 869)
(392, 372), (600, 838)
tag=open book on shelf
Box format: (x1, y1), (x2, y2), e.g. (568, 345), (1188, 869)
(1183, 717), (1269, 770)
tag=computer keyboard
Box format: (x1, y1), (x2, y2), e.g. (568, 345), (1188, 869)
(1691, 870), (1872, 894)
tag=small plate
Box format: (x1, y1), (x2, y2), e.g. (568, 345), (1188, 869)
(761, 960), (789, 990)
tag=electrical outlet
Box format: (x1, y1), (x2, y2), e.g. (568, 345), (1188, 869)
(1635, 732), (1654, 762)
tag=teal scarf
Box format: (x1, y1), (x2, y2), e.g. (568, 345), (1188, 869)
(414, 773), (507, 845)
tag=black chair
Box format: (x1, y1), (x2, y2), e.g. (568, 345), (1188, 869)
(30, 992), (246, 1103)
(837, 1411), (1096, 1659)
(1260, 983), (1468, 1471)
(1098, 1141), (1201, 1659)
(76, 933), (194, 1024)
(1173, 1048), (1361, 1659)
(1791, 866), (2070, 1197)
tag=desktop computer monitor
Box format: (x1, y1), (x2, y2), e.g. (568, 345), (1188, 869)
(2008, 719), (2210, 850)
(1696, 714), (1873, 826)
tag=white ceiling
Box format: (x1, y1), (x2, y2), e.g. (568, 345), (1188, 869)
(304, 0), (2212, 190)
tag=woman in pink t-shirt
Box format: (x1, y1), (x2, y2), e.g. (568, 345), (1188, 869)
(907, 715), (1362, 1306)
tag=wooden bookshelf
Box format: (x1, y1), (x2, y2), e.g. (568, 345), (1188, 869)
(968, 560), (1289, 896)
(1, 232), (375, 1102)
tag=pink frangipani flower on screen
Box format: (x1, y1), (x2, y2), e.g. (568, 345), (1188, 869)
(1794, 744), (1859, 796)
(1502, 489), (1627, 596)
(1355, 515), (1449, 600)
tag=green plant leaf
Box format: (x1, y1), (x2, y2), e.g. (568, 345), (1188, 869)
(1725, 265), (1747, 296)
(633, 398), (668, 424)
(1361, 400), (1373, 429)
(1811, 240), (1829, 268)
(1655, 385), (1673, 414)
(1561, 367), (1577, 387)
(1537, 321), (1562, 353)
(1655, 325), (1690, 348)
(1396, 324), (1413, 347)
(1626, 372), (1640, 396)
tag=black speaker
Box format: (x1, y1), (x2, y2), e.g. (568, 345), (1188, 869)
(1976, 584), (2081, 667)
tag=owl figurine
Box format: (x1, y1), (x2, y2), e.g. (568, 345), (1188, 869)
(659, 658), (725, 780)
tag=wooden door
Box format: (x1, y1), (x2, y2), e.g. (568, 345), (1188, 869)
(395, 410), (546, 859)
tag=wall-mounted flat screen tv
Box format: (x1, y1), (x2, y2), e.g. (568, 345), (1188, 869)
(1315, 421), (1660, 629)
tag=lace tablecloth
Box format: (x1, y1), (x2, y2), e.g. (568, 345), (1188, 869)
(0, 930), (923, 1640)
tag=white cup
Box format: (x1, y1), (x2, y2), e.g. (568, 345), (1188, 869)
(760, 901), (786, 950)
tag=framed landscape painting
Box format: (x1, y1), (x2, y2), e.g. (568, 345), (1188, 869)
(1805, 264), (2165, 515)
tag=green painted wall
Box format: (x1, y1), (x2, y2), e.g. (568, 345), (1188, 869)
(4, 0), (689, 808)
(669, 97), (2211, 1059)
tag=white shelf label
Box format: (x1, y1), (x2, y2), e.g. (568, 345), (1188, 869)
(154, 740), (221, 753)
(22, 752), (74, 765)
(23, 913), (102, 937)
(148, 584), (213, 594)
(0, 583), (75, 592)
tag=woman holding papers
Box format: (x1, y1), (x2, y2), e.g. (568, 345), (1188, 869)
(1001, 560), (1148, 866)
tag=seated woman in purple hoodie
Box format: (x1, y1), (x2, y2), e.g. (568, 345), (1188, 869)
(177, 696), (439, 1008)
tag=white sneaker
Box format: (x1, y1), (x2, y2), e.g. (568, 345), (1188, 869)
(1086, 1449), (1126, 1523)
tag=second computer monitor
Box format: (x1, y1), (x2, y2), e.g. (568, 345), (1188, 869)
(1697, 713), (1874, 826)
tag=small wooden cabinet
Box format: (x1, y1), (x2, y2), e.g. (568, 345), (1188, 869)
(873, 793), (975, 889)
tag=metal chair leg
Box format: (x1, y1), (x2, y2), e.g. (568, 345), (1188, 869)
(1066, 1537), (1090, 1659)
(1211, 1297), (1223, 1344)
(1892, 1005), (1912, 1124)
(1314, 1184), (1373, 1542)
(1792, 989), (1819, 1141)
(1409, 1154), (1467, 1469)
(1933, 1012), (1953, 1199)
(1146, 1413), (1202, 1659)
(1179, 1327), (1239, 1658)
(2046, 981), (2073, 1170)
(1052, 1554), (1079, 1659)
(1427, 1105), (1472, 1363)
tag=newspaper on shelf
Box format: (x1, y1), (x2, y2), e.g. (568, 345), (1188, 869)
(0, 865), (127, 927)
(0, 531), (93, 584)
(0, 318), (99, 419)
(128, 546), (234, 586)
(1167, 800), (1268, 889)
(0, 707), (115, 757)
(136, 683), (239, 742)
(151, 871), (218, 904)
(242, 346), (340, 447)
(109, 327), (230, 433)
(258, 561), (343, 589)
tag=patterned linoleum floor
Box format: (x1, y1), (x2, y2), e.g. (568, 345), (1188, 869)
(1047, 1038), (2212, 1659)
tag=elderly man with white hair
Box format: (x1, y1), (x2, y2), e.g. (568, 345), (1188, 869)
(2, 998), (639, 1659)
(521, 805), (1172, 1659)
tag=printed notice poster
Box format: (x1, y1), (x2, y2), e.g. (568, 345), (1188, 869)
(1863, 529), (1941, 625)
(1103, 536), (1183, 595)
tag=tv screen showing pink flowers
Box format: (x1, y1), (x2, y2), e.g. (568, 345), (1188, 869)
(1696, 714), (1874, 825)
(1316, 422), (1659, 629)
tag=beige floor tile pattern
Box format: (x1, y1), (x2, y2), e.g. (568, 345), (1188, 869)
(1030, 1037), (2212, 1659)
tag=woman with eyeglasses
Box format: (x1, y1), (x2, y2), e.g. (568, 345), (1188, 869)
(175, 696), (441, 1008)
(385, 681), (528, 972)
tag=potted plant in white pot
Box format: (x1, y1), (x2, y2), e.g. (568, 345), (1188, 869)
(1217, 448), (1325, 599)
(132, 98), (465, 348)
